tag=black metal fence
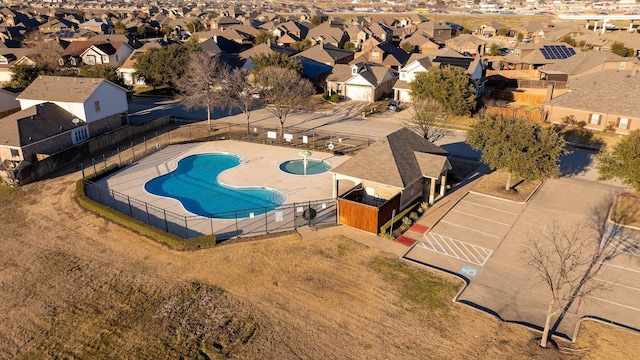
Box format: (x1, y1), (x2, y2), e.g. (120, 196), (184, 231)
(83, 179), (337, 241)
(80, 121), (378, 179)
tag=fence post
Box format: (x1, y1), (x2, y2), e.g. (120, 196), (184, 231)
(155, 131), (159, 146)
(265, 207), (268, 234)
(111, 190), (117, 208)
(229, 124), (232, 140)
(144, 136), (148, 157)
(117, 148), (122, 167)
(131, 143), (135, 163)
(189, 125), (192, 140)
(145, 203), (150, 224)
(127, 196), (132, 216)
(308, 201), (312, 227)
(103, 154), (107, 171)
(81, 163), (85, 179)
(92, 159), (97, 177)
(168, 131), (171, 145)
(210, 217), (214, 235)
(163, 209), (168, 232)
(235, 211), (239, 238)
(185, 216), (188, 238)
(97, 185), (102, 204)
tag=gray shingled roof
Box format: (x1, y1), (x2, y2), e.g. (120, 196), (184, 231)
(546, 70), (640, 117)
(332, 127), (449, 188)
(16, 76), (119, 103)
(0, 103), (77, 147)
(542, 50), (628, 75)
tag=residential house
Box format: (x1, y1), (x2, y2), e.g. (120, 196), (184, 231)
(414, 22), (453, 44)
(392, 56), (433, 102)
(306, 21), (347, 47)
(78, 18), (113, 34)
(332, 127), (451, 233)
(501, 43), (577, 72)
(80, 41), (133, 67)
(0, 88), (19, 117)
(544, 70), (640, 135)
(478, 21), (508, 37)
(351, 41), (410, 70)
(539, 50), (640, 82)
(293, 43), (354, 66)
(327, 62), (397, 102)
(445, 34), (486, 57)
(0, 76), (128, 165)
(513, 21), (555, 43)
(401, 32), (439, 54)
(210, 15), (243, 30)
(38, 18), (76, 34)
(0, 48), (35, 84)
(273, 20), (309, 41)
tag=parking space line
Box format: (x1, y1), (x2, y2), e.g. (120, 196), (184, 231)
(417, 232), (493, 266)
(450, 209), (512, 226)
(603, 263), (640, 274)
(588, 296), (640, 312)
(440, 220), (502, 238)
(460, 200), (520, 215)
(607, 237), (640, 257)
(593, 278), (640, 292)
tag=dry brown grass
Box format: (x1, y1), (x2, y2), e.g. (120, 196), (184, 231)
(471, 170), (541, 202)
(0, 171), (638, 359)
(611, 194), (640, 228)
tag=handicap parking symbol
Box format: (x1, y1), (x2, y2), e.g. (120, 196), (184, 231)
(459, 265), (478, 278)
(605, 225), (622, 235)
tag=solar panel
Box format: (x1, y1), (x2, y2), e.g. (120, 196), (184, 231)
(540, 45), (576, 60)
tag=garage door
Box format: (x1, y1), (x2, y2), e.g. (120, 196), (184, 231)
(345, 86), (372, 102)
(398, 90), (412, 103)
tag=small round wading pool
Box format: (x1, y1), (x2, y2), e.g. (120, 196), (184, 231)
(279, 159), (332, 175)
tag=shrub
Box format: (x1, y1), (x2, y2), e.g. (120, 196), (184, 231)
(329, 93), (341, 103)
(409, 212), (419, 220)
(402, 216), (412, 226)
(322, 92), (329, 100)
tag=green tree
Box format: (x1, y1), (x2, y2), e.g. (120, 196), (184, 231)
(114, 21), (126, 34)
(8, 63), (57, 88)
(343, 41), (357, 51)
(79, 64), (130, 91)
(255, 30), (274, 44)
(133, 43), (192, 89)
(596, 130), (640, 192)
(187, 21), (204, 33)
(255, 66), (315, 135)
(610, 41), (634, 57)
(577, 40), (593, 51)
(410, 66), (476, 116)
(497, 28), (509, 36)
(175, 52), (228, 129)
(466, 111), (565, 190)
(516, 33), (524, 41)
(251, 52), (302, 74)
(310, 15), (323, 25)
(290, 39), (313, 52)
(488, 43), (499, 56)
(560, 35), (576, 47)
(400, 41), (414, 54)
(137, 26), (146, 39)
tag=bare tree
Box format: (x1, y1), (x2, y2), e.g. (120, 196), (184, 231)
(521, 213), (629, 348)
(406, 97), (450, 143)
(255, 66), (315, 136)
(225, 68), (262, 139)
(175, 51), (228, 129)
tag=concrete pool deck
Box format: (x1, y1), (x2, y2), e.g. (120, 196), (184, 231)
(94, 140), (351, 219)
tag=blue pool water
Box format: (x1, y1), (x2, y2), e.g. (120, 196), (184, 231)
(144, 153), (285, 218)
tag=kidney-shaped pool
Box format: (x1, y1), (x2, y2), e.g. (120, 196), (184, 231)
(144, 153), (285, 218)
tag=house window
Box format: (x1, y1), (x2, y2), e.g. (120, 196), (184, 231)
(86, 55), (96, 65)
(10, 148), (19, 158)
(399, 72), (406, 80)
(618, 117), (630, 129)
(94, 101), (100, 112)
(102, 55), (108, 63)
(590, 113), (601, 125)
(72, 126), (90, 144)
(371, 51), (380, 60)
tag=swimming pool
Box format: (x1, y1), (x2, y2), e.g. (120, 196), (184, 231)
(144, 153), (286, 218)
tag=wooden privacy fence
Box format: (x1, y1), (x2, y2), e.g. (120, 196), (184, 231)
(490, 90), (547, 105)
(484, 106), (548, 123)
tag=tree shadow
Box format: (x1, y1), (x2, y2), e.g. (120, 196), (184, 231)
(559, 148), (596, 177)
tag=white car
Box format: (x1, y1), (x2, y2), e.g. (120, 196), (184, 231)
(508, 38), (517, 44)
(522, 37), (532, 42)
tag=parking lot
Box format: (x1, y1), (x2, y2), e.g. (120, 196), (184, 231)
(404, 178), (640, 341)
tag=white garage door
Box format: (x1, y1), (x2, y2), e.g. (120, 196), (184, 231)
(398, 90), (412, 103)
(345, 86), (372, 102)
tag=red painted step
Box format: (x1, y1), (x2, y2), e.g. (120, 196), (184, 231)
(409, 223), (429, 233)
(395, 236), (416, 247)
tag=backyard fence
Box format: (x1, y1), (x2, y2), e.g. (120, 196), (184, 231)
(83, 179), (338, 241)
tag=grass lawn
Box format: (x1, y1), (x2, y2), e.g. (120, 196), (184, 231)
(471, 170), (541, 202)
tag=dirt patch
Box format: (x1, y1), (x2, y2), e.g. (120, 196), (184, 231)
(471, 170), (541, 202)
(0, 172), (638, 359)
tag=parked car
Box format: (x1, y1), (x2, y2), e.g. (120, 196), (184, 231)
(522, 37), (532, 42)
(387, 100), (400, 112)
(483, 33), (493, 37)
(508, 38), (517, 44)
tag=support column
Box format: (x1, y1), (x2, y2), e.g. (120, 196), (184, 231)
(585, 20), (589, 29)
(429, 178), (436, 205)
(629, 21), (634, 33)
(593, 21), (598, 32)
(332, 173), (338, 199)
(440, 173), (447, 196)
